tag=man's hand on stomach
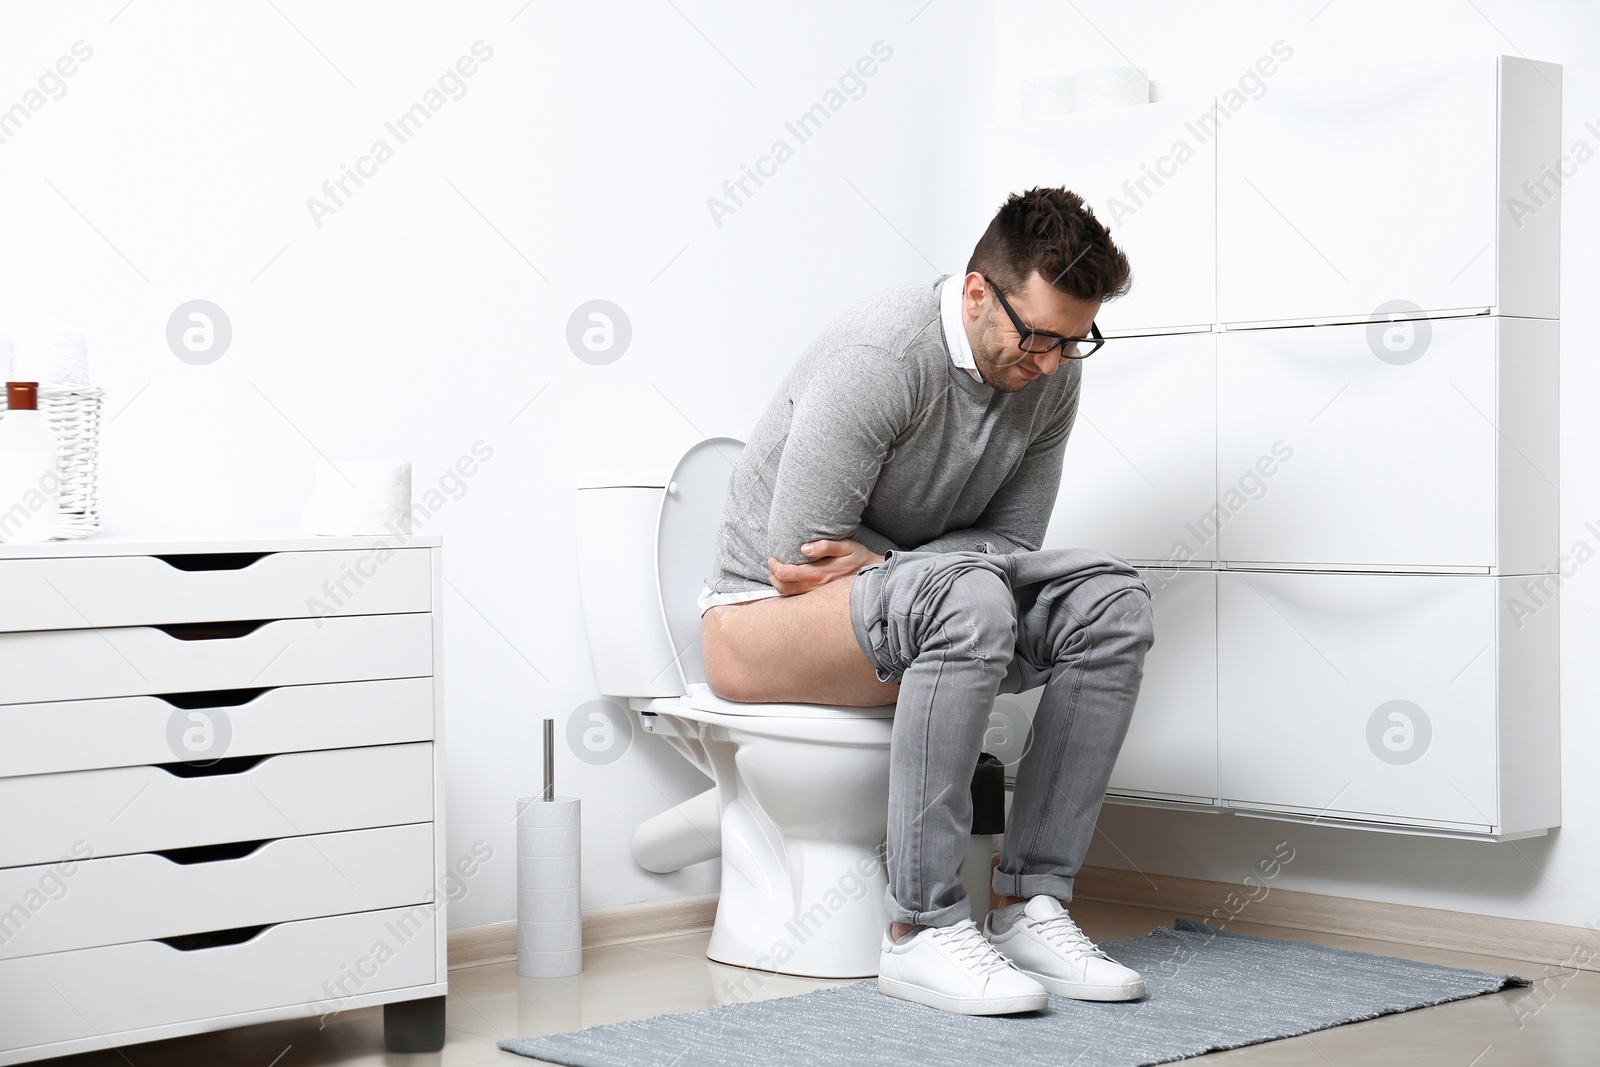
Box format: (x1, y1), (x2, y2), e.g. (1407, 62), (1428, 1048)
(767, 538), (885, 596)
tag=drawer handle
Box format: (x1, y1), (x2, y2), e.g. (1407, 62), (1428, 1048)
(156, 687), (273, 709)
(153, 552), (274, 571)
(157, 753), (270, 778)
(154, 620), (273, 641)
(158, 923), (274, 951)
(154, 839), (271, 864)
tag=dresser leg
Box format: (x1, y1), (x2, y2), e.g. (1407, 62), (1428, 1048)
(383, 994), (446, 1052)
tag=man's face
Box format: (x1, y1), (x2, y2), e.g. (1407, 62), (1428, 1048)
(962, 270), (1100, 393)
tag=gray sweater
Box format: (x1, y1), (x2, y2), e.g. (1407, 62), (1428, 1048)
(705, 275), (1081, 598)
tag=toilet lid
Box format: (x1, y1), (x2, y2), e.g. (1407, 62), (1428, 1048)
(657, 437), (898, 719)
(682, 682), (897, 720)
(656, 437), (746, 690)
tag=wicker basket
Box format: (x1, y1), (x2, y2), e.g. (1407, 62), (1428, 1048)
(0, 383), (105, 539)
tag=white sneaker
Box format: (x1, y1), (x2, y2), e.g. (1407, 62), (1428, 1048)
(877, 919), (1049, 1015)
(983, 896), (1146, 1001)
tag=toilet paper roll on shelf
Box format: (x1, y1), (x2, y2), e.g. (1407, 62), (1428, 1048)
(0, 321), (91, 386)
(1073, 67), (1150, 110)
(299, 460), (412, 536)
(1021, 74), (1075, 117)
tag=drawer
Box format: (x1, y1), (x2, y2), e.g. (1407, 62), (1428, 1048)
(1108, 569), (1219, 804)
(0, 904), (437, 1056)
(0, 823), (434, 960)
(0, 613), (432, 705)
(0, 743), (433, 867)
(0, 677), (435, 778)
(1215, 317), (1556, 571)
(1217, 571), (1499, 830)
(1045, 333), (1219, 563)
(0, 548), (432, 633)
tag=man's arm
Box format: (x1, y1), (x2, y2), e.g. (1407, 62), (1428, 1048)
(851, 523), (904, 557)
(912, 525), (1028, 555)
(766, 345), (916, 567)
(913, 385), (1078, 555)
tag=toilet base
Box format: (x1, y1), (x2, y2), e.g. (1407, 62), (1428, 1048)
(707, 830), (889, 980)
(634, 703), (895, 981)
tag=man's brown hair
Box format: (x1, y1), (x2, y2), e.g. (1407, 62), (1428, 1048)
(966, 187), (1131, 304)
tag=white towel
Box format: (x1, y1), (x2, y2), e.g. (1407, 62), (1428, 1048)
(0, 320), (91, 386)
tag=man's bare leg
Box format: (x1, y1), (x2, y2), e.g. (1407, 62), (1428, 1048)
(703, 574), (903, 933)
(701, 574), (899, 708)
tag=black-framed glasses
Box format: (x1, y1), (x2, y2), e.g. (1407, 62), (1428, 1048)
(983, 275), (1104, 359)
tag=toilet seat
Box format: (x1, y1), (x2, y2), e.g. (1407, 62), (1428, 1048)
(681, 681), (895, 720)
(646, 682), (896, 746)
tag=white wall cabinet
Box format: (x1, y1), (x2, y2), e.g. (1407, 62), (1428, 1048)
(1108, 569), (1218, 805)
(985, 99), (1217, 334)
(1047, 332), (1217, 563)
(1216, 56), (1561, 325)
(995, 53), (1561, 839)
(1216, 571), (1558, 838)
(1216, 316), (1558, 571)
(0, 535), (449, 1064)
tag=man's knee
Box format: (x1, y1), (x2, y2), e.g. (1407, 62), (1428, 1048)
(1046, 565), (1155, 654)
(1107, 583), (1156, 651)
(933, 563), (1017, 663)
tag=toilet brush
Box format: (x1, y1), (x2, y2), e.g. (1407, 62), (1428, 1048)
(516, 718), (582, 977)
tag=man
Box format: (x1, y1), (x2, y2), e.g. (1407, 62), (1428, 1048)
(699, 187), (1156, 1015)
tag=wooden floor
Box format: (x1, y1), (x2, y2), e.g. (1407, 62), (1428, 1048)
(39, 898), (1600, 1066)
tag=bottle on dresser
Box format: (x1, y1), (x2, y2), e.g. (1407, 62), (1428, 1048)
(0, 381), (61, 543)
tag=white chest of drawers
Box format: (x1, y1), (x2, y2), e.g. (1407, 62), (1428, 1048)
(0, 534), (448, 1063)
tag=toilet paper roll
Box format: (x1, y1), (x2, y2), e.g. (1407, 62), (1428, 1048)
(1073, 66), (1150, 110)
(0, 320), (90, 386)
(1021, 75), (1075, 117)
(517, 796), (582, 978)
(299, 460), (412, 537)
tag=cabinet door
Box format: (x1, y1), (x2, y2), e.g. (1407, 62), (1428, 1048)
(1217, 58), (1499, 324)
(1217, 571), (1498, 830)
(1046, 332), (1216, 564)
(1108, 568), (1217, 803)
(1216, 317), (1497, 569)
(985, 98), (1216, 332)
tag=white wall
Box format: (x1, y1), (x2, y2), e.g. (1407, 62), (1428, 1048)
(993, 0), (1600, 931)
(0, 0), (993, 927)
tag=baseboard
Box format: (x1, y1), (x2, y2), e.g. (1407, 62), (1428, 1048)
(450, 872), (1600, 977)
(448, 893), (719, 970)
(1075, 864), (1600, 974)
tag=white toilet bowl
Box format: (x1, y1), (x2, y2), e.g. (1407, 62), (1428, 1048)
(638, 684), (894, 977)
(576, 439), (897, 979)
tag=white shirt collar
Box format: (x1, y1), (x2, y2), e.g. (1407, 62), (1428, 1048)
(940, 273), (984, 383)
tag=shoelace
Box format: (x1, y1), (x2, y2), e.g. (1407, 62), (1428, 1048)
(1030, 911), (1113, 962)
(930, 920), (1014, 976)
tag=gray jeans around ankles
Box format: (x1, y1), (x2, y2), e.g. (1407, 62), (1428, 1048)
(849, 547), (1156, 929)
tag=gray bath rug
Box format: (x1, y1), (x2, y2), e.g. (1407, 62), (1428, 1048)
(498, 917), (1528, 1067)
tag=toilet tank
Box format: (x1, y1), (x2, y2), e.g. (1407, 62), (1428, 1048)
(574, 473), (682, 699)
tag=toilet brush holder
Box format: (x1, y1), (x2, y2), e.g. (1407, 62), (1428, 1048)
(516, 718), (581, 977)
(516, 795), (582, 977)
